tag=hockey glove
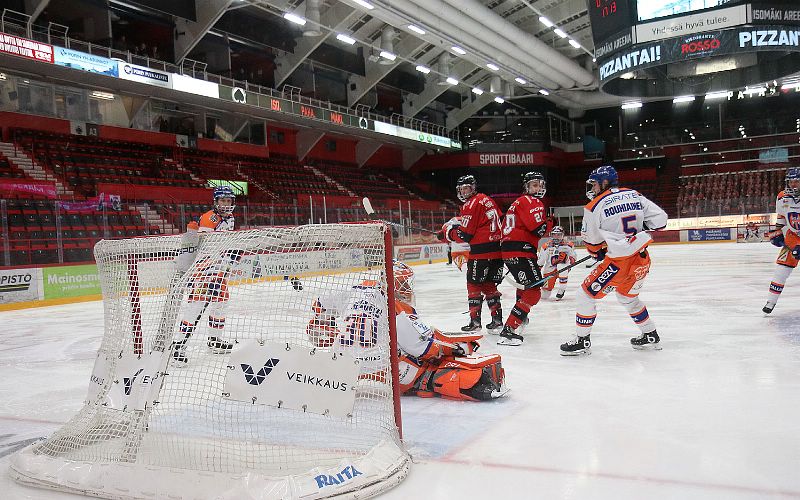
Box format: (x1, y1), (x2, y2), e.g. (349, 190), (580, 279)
(770, 231), (785, 248)
(436, 230), (447, 242)
(174, 221), (199, 273)
(593, 247), (607, 261)
(793, 246), (800, 260)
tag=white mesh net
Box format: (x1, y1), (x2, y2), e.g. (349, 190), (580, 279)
(736, 222), (776, 243)
(10, 223), (409, 500)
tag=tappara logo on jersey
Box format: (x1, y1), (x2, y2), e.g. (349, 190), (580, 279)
(788, 212), (800, 230)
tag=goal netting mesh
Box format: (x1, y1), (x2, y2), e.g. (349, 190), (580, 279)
(10, 223), (409, 499)
(736, 222), (776, 243)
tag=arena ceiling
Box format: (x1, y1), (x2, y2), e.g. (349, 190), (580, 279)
(162, 0), (621, 125)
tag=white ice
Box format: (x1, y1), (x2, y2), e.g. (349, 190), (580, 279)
(2, 242), (799, 499)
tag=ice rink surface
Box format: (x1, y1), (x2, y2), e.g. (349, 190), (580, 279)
(1, 241), (799, 499)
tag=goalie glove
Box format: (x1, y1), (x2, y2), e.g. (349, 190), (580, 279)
(174, 221), (199, 273)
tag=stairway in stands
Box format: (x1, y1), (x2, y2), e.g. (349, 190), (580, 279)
(0, 142), (74, 198)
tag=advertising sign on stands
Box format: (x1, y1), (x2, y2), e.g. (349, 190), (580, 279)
(117, 62), (172, 89)
(0, 268), (43, 304)
(0, 32), (53, 63)
(172, 73), (219, 98)
(750, 4), (800, 25)
(394, 244), (448, 264)
(759, 147), (789, 163)
(53, 47), (117, 76)
(42, 265), (101, 299)
(687, 228), (732, 241)
(0, 180), (57, 198)
(634, 4), (747, 43)
(600, 25), (800, 82)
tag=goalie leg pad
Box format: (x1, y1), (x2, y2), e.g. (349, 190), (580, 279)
(421, 329), (483, 361)
(429, 354), (506, 401)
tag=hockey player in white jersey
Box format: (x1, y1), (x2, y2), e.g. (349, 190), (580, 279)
(170, 186), (240, 366)
(763, 167), (800, 314)
(537, 226), (577, 300)
(306, 261), (507, 401)
(561, 165), (668, 355)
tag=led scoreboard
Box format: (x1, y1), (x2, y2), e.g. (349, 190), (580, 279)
(587, 0), (634, 44)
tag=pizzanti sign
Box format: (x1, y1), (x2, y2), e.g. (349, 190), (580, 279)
(599, 25), (800, 84)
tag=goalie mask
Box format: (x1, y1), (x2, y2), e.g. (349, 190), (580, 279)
(550, 225), (565, 244)
(786, 168), (800, 198)
(393, 260), (415, 306)
(213, 186), (236, 216)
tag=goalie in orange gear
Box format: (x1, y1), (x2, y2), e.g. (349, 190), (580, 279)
(306, 260), (507, 401)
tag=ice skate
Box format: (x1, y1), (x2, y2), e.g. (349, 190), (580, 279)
(496, 326), (523, 346)
(631, 330), (662, 350)
(170, 341), (189, 367)
(560, 334), (591, 356)
(485, 314), (503, 333)
(208, 336), (234, 353)
(461, 317), (482, 332)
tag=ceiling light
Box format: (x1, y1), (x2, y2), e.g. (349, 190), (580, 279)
(554, 28), (568, 38)
(515, 77), (527, 85)
(539, 89), (550, 96)
(90, 91), (115, 100)
(472, 87), (484, 95)
(336, 33), (356, 45)
(705, 90), (730, 99)
(673, 95), (695, 104)
(283, 13), (307, 26)
(415, 65), (431, 74)
(539, 16), (554, 28)
(446, 77), (459, 85)
(621, 101), (643, 110)
(379, 51), (396, 61)
(568, 39), (581, 49)
(486, 63), (499, 71)
(451, 46), (466, 55)
(351, 0), (375, 9)
(494, 97), (505, 104)
(407, 25), (425, 35)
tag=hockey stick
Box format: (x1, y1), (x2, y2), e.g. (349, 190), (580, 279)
(362, 197), (440, 234)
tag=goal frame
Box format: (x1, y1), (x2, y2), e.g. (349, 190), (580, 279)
(9, 223), (409, 500)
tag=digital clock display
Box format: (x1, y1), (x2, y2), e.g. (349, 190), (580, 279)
(587, 0), (633, 45)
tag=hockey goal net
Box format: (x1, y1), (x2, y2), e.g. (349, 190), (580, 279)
(736, 222), (776, 243)
(10, 223), (409, 499)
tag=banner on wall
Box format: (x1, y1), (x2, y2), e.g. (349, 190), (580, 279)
(686, 228), (733, 241)
(0, 32), (53, 63)
(117, 62), (172, 89)
(0, 268), (42, 304)
(53, 46), (118, 77)
(42, 265), (101, 300)
(394, 244), (448, 264)
(0, 180), (57, 198)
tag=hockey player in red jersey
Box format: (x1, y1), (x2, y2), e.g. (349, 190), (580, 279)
(305, 261), (507, 401)
(497, 171), (550, 346)
(438, 175), (505, 333)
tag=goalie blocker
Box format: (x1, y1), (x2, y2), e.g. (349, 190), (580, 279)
(307, 260), (507, 401)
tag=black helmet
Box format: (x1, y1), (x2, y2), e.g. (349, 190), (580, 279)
(456, 175), (477, 202)
(522, 171), (546, 197)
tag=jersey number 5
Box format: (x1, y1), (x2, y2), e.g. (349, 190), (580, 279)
(621, 215), (637, 235)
